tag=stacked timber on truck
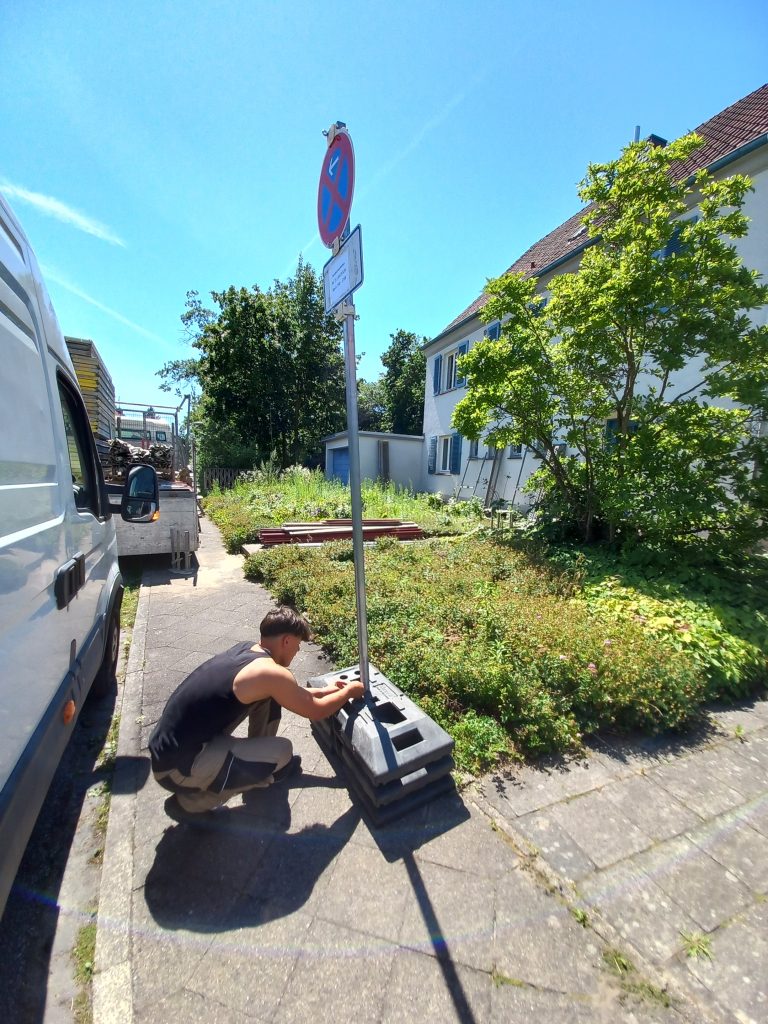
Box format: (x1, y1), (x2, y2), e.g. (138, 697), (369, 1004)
(64, 337), (116, 441)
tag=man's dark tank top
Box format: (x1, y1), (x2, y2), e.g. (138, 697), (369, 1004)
(148, 642), (270, 774)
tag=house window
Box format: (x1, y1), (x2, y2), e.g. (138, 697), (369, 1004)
(427, 433), (462, 475)
(433, 341), (470, 394)
(605, 418), (639, 447)
(507, 444), (523, 459)
(445, 352), (456, 392)
(485, 322), (501, 341)
(439, 435), (452, 472)
(469, 439), (479, 459)
(653, 215), (699, 261)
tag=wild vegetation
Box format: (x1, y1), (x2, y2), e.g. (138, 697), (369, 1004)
(239, 511), (767, 773)
(204, 466), (484, 553)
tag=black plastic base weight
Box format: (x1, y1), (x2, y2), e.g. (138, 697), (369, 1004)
(308, 664), (455, 825)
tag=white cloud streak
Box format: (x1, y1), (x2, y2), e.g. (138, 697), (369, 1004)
(41, 265), (173, 349)
(0, 180), (126, 247)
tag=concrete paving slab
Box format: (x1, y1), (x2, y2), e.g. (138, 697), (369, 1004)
(647, 758), (747, 819)
(398, 858), (497, 971)
(316, 841), (412, 944)
(740, 794), (768, 838)
(682, 900), (768, 1024)
(184, 901), (313, 1021)
(481, 756), (616, 818)
(273, 918), (397, 1024)
(708, 702), (768, 738)
(380, 951), (492, 1024)
(603, 773), (702, 842)
(589, 729), (716, 771)
(729, 729), (768, 779)
(579, 860), (701, 965)
(414, 807), (520, 879)
(692, 743), (768, 801)
(634, 837), (753, 932)
(686, 811), (768, 893)
(493, 878), (603, 997)
(142, 648), (209, 675)
(143, 987), (265, 1024)
(549, 790), (654, 869)
(129, 919), (215, 1016)
(513, 809), (598, 883)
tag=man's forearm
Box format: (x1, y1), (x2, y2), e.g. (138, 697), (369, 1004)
(309, 684), (361, 720)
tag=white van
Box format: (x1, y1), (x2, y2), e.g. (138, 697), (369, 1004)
(0, 193), (159, 914)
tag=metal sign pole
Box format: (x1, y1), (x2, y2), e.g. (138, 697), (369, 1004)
(338, 300), (370, 693)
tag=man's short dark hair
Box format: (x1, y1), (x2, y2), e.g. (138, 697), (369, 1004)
(260, 606), (312, 641)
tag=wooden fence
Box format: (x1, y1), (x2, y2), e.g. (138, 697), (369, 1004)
(200, 467), (241, 494)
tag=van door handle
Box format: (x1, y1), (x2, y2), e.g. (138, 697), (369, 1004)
(54, 552), (86, 609)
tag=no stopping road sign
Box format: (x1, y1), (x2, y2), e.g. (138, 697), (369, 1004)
(318, 128), (355, 248)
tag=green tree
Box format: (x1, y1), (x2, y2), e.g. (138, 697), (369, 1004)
(380, 329), (427, 434)
(158, 261), (347, 469)
(357, 377), (388, 431)
(453, 134), (768, 548)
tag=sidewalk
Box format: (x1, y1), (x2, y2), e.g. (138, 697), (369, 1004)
(93, 516), (766, 1024)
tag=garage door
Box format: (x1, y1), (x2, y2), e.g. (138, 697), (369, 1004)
(331, 447), (349, 485)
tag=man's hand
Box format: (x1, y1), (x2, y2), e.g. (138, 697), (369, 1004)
(314, 678), (362, 697)
(344, 679), (365, 700)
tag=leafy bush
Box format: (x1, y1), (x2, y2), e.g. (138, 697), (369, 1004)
(242, 534), (761, 772)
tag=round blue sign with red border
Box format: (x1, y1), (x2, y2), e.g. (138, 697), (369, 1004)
(317, 130), (355, 248)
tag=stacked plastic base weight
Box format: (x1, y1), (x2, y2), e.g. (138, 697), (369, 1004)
(308, 664), (455, 826)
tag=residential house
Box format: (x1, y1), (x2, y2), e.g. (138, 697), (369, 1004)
(422, 83), (768, 508)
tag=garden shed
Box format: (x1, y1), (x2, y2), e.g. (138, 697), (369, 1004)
(322, 431), (423, 489)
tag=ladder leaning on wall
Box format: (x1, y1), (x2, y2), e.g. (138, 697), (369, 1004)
(483, 447), (505, 507)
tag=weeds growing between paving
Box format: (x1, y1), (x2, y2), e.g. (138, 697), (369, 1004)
(244, 530), (768, 774)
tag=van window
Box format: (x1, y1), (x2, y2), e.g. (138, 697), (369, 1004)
(155, 431), (167, 442)
(57, 377), (99, 516)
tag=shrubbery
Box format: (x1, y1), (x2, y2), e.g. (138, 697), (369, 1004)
(242, 535), (767, 772)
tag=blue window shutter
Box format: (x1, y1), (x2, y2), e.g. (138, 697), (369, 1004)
(664, 225), (683, 258)
(456, 341), (468, 387)
(428, 436), (437, 474)
(450, 432), (462, 474)
(433, 354), (443, 395)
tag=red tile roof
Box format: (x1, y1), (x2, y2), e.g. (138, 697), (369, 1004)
(438, 84), (768, 339)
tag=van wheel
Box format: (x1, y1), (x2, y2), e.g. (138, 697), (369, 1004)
(91, 605), (121, 698)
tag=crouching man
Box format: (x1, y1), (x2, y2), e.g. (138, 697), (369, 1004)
(148, 606), (364, 823)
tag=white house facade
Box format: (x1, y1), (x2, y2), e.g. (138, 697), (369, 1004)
(421, 84), (768, 509)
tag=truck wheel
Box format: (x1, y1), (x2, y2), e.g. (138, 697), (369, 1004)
(91, 605), (121, 698)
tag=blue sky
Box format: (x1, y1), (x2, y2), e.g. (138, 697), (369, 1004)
(2, 1), (766, 414)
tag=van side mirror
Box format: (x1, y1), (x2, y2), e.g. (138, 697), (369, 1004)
(121, 465), (160, 522)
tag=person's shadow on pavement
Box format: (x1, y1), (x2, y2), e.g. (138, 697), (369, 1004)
(143, 789), (360, 934)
